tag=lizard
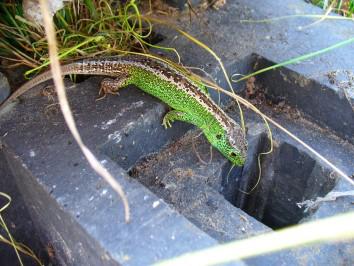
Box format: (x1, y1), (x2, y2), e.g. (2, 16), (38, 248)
(0, 55), (248, 166)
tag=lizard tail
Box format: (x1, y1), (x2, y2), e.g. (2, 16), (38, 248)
(0, 62), (83, 110)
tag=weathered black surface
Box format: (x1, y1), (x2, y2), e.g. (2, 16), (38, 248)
(1, 0), (353, 265)
(254, 56), (354, 144)
(0, 151), (48, 266)
(0, 79), (227, 265)
(234, 108), (354, 265)
(130, 130), (271, 242)
(165, 0), (202, 9)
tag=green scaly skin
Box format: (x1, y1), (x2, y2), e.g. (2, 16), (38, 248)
(0, 55), (248, 166)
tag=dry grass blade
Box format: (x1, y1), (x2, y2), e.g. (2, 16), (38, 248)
(0, 192), (43, 265)
(301, 1), (335, 29)
(0, 192), (23, 265)
(205, 81), (354, 186)
(143, 16), (246, 133)
(240, 14), (354, 23)
(154, 211), (354, 266)
(38, 0), (130, 222)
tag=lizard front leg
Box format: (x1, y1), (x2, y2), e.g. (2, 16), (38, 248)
(162, 110), (201, 129)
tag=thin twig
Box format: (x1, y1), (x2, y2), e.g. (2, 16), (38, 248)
(297, 190), (354, 212)
(155, 212), (354, 266)
(198, 78), (354, 187)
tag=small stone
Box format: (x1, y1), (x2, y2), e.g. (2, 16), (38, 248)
(23, 0), (71, 26)
(101, 189), (108, 196)
(212, 0), (227, 10)
(0, 72), (10, 104)
(152, 200), (160, 208)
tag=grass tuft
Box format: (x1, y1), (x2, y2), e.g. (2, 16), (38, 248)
(0, 0), (155, 76)
(311, 0), (354, 17)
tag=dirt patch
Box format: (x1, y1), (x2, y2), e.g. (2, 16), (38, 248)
(243, 76), (303, 120)
(130, 129), (270, 241)
(326, 70), (354, 111)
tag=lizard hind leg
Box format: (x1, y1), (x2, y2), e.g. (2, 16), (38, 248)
(98, 75), (130, 99)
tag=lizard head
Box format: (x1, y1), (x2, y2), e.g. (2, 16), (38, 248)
(205, 121), (248, 166)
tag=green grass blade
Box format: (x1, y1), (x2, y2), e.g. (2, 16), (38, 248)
(233, 36), (354, 82)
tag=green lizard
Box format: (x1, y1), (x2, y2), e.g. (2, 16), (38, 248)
(0, 55), (248, 166)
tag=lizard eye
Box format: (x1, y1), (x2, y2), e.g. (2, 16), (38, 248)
(230, 152), (237, 157)
(216, 134), (222, 140)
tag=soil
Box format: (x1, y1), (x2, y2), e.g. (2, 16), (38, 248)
(326, 70), (354, 111)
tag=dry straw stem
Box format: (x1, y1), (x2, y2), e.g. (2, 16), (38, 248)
(143, 16), (246, 133)
(38, 0), (130, 222)
(155, 211), (354, 266)
(145, 19), (353, 187)
(160, 22), (354, 187)
(301, 1), (335, 29)
(156, 24), (353, 187)
(0, 192), (23, 265)
(206, 81), (354, 186)
(186, 65), (273, 194)
(240, 14), (354, 23)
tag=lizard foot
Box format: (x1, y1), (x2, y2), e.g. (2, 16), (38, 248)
(162, 114), (173, 129)
(162, 110), (186, 129)
(97, 76), (129, 100)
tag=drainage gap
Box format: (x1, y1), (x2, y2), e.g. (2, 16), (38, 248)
(235, 141), (337, 229)
(129, 130), (271, 242)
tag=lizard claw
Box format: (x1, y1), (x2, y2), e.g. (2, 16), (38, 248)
(162, 117), (173, 129)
